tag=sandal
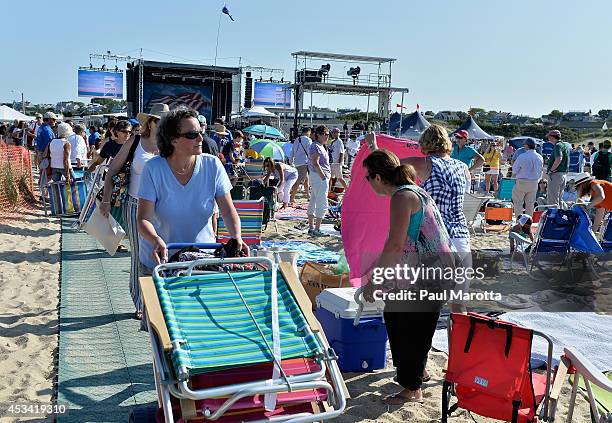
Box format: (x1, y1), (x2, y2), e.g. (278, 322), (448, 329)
(383, 391), (424, 405)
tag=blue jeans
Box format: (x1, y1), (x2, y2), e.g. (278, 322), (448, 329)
(51, 168), (75, 182)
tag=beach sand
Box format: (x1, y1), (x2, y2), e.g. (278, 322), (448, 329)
(0, 191), (593, 422)
(263, 198), (593, 422)
(0, 207), (59, 423)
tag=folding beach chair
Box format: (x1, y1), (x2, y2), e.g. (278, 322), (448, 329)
(46, 179), (88, 217)
(217, 198), (265, 246)
(75, 164), (107, 229)
(244, 160), (265, 181)
(548, 347), (612, 423)
(442, 312), (554, 423)
(249, 185), (278, 232)
(136, 252), (348, 423)
(482, 199), (514, 233)
(496, 177), (517, 201)
(463, 192), (490, 234)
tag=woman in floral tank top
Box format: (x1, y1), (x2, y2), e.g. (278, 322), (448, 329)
(362, 149), (456, 406)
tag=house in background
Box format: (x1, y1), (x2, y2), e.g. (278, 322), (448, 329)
(434, 110), (462, 121)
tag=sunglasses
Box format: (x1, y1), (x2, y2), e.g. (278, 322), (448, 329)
(177, 130), (204, 140)
(118, 130), (132, 134)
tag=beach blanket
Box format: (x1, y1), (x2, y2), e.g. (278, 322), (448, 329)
(341, 134), (425, 285)
(275, 206), (308, 220)
(260, 241), (339, 266)
(432, 312), (612, 372)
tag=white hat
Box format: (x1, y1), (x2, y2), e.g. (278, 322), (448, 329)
(44, 111), (58, 120)
(568, 172), (594, 186)
(56, 122), (73, 138)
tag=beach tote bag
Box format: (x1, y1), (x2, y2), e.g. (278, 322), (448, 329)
(83, 201), (126, 256)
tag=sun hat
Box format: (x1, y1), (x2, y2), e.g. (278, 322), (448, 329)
(569, 172), (594, 186)
(524, 138), (536, 148)
(214, 123), (228, 135)
(546, 129), (561, 138)
(56, 122), (73, 138)
(517, 214), (532, 226)
(136, 103), (170, 126)
(35, 113), (43, 118)
(44, 111), (58, 120)
(454, 129), (469, 139)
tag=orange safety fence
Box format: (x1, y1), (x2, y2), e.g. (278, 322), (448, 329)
(0, 141), (36, 218)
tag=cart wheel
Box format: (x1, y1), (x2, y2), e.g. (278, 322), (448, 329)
(129, 405), (158, 423)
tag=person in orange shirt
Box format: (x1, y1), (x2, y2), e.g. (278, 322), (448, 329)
(571, 173), (612, 233)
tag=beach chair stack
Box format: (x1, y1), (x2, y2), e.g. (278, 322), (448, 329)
(442, 313), (553, 423)
(137, 256), (347, 423)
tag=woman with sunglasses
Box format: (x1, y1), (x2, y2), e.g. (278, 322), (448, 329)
(307, 125), (332, 237)
(137, 107), (248, 274)
(100, 110), (164, 319)
(86, 120), (132, 174)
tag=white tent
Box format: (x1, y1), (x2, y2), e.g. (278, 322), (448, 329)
(0, 105), (33, 122)
(241, 105), (278, 119)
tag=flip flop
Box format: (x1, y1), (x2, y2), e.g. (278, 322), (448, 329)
(383, 392), (424, 405)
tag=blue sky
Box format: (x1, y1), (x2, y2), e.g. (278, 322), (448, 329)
(2, 0), (611, 117)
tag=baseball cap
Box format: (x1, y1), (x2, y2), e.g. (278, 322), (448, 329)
(524, 138), (536, 148)
(128, 118), (140, 126)
(546, 129), (561, 138)
(517, 214), (532, 226)
(44, 112), (58, 120)
(197, 115), (207, 126)
(454, 130), (469, 139)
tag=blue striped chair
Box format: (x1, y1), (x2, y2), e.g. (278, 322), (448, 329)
(217, 198), (264, 246)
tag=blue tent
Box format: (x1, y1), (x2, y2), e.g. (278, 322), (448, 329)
(451, 116), (495, 140)
(389, 111), (431, 140)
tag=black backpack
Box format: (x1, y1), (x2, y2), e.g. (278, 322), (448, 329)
(592, 151), (611, 180)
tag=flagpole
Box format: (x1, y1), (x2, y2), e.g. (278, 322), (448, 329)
(211, 8), (223, 121)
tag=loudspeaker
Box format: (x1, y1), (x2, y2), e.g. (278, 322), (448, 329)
(244, 76), (253, 108)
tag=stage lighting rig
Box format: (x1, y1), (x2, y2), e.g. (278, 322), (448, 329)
(347, 66), (361, 84)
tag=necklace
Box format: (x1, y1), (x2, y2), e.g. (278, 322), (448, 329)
(170, 157), (195, 176)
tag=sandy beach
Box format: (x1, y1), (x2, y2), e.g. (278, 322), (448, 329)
(0, 206), (60, 423)
(0, 193), (595, 422)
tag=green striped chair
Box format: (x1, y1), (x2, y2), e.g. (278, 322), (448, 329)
(217, 198), (264, 246)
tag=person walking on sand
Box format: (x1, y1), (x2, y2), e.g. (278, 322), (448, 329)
(511, 138), (543, 217)
(307, 125), (331, 237)
(290, 126), (312, 203)
(328, 127), (348, 190)
(545, 129), (571, 206)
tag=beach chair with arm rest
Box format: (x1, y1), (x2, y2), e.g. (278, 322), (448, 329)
(463, 192), (490, 234)
(548, 347), (612, 423)
(217, 198), (265, 246)
(442, 312), (554, 423)
(135, 250), (348, 423)
(496, 177), (517, 201)
(248, 185), (278, 232)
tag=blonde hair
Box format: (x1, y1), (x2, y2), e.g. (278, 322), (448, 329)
(418, 124), (452, 155)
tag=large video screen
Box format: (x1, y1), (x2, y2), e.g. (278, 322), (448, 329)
(142, 82), (213, 123)
(253, 82), (291, 107)
(78, 70), (124, 99)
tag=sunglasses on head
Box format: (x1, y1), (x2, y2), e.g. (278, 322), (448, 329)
(178, 130), (203, 140)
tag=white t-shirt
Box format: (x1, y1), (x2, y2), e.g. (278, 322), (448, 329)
(346, 138), (360, 156)
(138, 154), (232, 269)
(329, 138), (345, 163)
(292, 136), (312, 166)
(50, 138), (69, 169)
(129, 142), (157, 197)
(68, 134), (88, 164)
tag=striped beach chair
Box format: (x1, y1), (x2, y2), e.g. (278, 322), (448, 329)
(47, 180), (88, 216)
(244, 160), (265, 180)
(217, 198), (264, 246)
(135, 257), (347, 422)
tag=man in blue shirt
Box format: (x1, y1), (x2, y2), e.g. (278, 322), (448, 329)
(450, 130), (484, 171)
(88, 125), (100, 151)
(35, 112), (57, 166)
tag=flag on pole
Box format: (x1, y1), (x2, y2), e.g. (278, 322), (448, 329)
(222, 5), (235, 21)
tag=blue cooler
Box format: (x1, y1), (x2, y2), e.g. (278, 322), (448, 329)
(315, 288), (387, 372)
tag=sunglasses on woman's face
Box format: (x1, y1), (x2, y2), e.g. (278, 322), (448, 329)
(178, 130), (204, 140)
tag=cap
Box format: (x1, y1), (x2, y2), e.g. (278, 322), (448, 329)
(35, 113), (42, 118)
(331, 127), (340, 133)
(569, 172), (594, 186)
(546, 129), (561, 138)
(43, 112), (58, 120)
(517, 214), (532, 226)
(524, 138), (536, 148)
(128, 118), (140, 126)
(454, 130), (469, 139)
(197, 115), (207, 126)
